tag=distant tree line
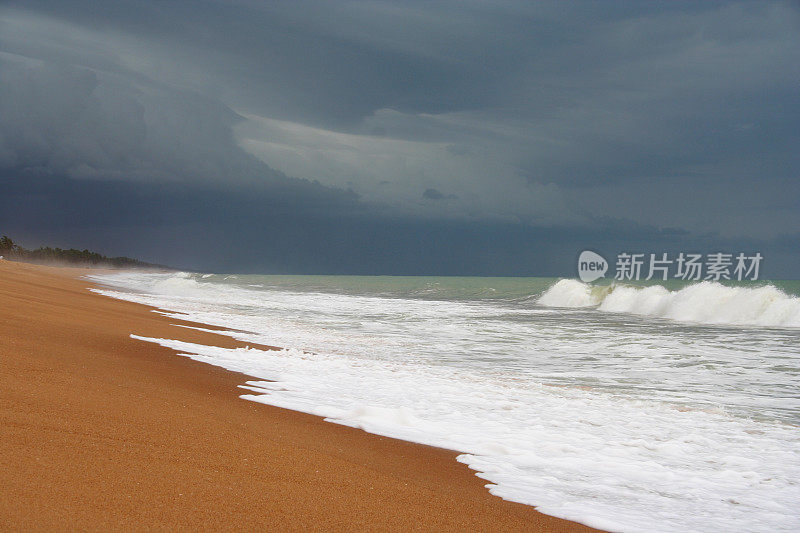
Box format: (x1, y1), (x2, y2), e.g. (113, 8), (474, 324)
(0, 234), (168, 269)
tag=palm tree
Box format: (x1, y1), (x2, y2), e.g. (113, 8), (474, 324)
(0, 235), (16, 252)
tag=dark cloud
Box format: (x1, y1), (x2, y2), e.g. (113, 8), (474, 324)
(0, 1), (798, 275)
(0, 57), (274, 187)
(422, 188), (457, 201)
(4, 170), (795, 277)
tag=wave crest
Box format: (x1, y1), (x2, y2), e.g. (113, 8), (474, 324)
(538, 279), (800, 328)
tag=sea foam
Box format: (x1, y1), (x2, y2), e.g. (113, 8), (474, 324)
(538, 279), (800, 328)
(87, 271), (800, 533)
(131, 334), (800, 533)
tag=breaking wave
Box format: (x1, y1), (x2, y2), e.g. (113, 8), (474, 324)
(89, 270), (800, 532)
(538, 279), (800, 328)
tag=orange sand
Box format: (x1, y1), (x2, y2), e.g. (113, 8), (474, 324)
(0, 261), (601, 531)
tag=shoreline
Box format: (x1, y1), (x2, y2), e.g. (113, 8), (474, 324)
(1, 260), (600, 531)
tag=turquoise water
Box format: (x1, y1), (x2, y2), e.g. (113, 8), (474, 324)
(198, 273), (800, 300)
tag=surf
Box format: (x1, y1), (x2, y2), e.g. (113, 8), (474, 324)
(538, 279), (800, 328)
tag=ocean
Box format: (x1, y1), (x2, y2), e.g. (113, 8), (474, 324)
(88, 272), (800, 532)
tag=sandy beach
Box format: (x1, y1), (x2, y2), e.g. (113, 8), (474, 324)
(0, 261), (600, 532)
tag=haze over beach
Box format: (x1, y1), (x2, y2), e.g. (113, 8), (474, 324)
(1, 1), (799, 532)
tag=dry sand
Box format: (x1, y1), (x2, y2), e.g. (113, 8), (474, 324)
(0, 261), (601, 532)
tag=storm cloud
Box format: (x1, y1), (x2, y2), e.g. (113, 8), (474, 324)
(0, 1), (798, 276)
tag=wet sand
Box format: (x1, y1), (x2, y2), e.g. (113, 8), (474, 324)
(0, 260), (601, 532)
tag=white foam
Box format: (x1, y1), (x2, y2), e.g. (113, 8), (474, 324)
(539, 279), (800, 328)
(87, 271), (800, 533)
(131, 335), (800, 533)
(538, 279), (610, 308)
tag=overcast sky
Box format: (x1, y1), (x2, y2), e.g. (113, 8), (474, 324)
(1, 1), (798, 276)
